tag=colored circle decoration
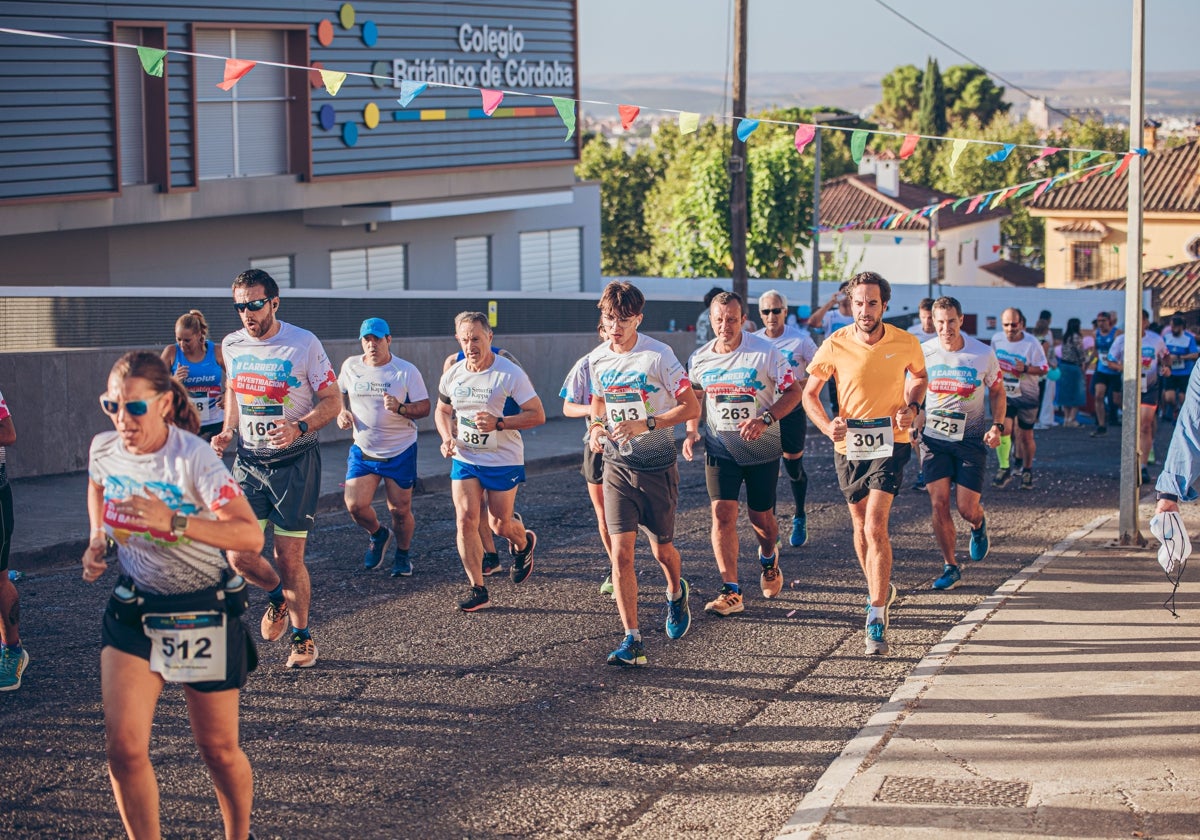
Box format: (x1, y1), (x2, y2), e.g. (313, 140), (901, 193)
(309, 62), (326, 88)
(319, 104), (336, 132)
(371, 60), (389, 89)
(339, 4), (355, 29)
(342, 121), (359, 147)
(361, 20), (378, 47)
(364, 103), (379, 129)
(316, 19), (334, 47)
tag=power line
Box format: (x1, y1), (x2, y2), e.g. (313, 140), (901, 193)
(870, 0), (1079, 124)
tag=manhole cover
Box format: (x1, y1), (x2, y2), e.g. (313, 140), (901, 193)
(875, 776), (1031, 808)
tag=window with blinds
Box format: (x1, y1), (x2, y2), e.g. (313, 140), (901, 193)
(195, 29), (287, 180)
(456, 236), (491, 291)
(330, 245), (407, 290)
(249, 255), (294, 288)
(114, 24), (167, 188)
(519, 228), (581, 293)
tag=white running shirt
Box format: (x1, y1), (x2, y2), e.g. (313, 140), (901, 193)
(439, 354), (537, 467)
(338, 355), (429, 458)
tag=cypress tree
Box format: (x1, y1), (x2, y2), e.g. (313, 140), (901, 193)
(917, 57), (947, 137)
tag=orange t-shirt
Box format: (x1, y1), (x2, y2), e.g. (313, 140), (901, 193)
(807, 323), (925, 454)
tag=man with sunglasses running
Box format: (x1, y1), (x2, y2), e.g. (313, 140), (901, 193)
(211, 269), (340, 668)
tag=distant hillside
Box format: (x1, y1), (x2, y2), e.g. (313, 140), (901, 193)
(582, 71), (1200, 121)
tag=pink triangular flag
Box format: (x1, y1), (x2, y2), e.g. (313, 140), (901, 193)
(480, 89), (504, 116)
(1028, 147), (1061, 167)
(1030, 178), (1053, 199)
(1109, 152), (1135, 178)
(216, 58), (256, 91)
(794, 124), (816, 154)
(899, 134), (919, 159)
(618, 105), (640, 131)
(966, 195), (983, 214)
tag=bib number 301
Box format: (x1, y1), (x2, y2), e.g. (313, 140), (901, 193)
(845, 417), (894, 461)
(142, 611), (227, 683)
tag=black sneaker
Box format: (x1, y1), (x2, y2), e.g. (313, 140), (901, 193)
(992, 467), (1013, 488)
(1020, 471), (1033, 491)
(458, 585), (491, 612)
(510, 530), (537, 584)
(1090, 425), (1107, 437)
(481, 552), (502, 576)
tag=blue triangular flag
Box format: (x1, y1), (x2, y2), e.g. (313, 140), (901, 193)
(397, 80), (428, 108)
(736, 119), (760, 142)
(986, 143), (1016, 163)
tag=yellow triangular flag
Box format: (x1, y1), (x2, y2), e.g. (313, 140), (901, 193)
(320, 69), (347, 96)
(678, 112), (700, 135)
(949, 139), (969, 174)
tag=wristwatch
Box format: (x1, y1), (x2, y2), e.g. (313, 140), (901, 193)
(296, 420), (309, 435)
(646, 416), (657, 431)
(760, 411), (775, 426)
(496, 417), (506, 431)
(992, 422), (1004, 432)
(171, 512), (189, 536)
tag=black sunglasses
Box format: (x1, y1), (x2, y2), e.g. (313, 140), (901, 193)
(760, 308), (784, 315)
(234, 298), (272, 313)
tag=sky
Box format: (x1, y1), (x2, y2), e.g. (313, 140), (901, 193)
(579, 0), (1199, 77)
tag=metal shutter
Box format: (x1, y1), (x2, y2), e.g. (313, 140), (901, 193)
(519, 231), (551, 293)
(456, 236), (490, 291)
(367, 245), (407, 290)
(115, 27), (146, 186)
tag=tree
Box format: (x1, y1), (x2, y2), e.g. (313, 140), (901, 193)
(575, 136), (661, 276)
(917, 57), (948, 137)
(873, 64), (923, 129)
(943, 65), (1010, 127)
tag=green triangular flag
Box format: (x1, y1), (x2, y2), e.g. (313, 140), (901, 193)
(850, 129), (869, 164)
(1015, 182), (1039, 197)
(137, 46), (166, 77)
(551, 97), (576, 141)
(1073, 150), (1105, 170)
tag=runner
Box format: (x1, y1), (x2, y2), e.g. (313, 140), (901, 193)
(336, 318), (430, 578)
(560, 323), (615, 596)
(803, 271), (926, 656)
(82, 351), (262, 840)
(920, 297), (1006, 591)
(161, 310), (226, 441)
(755, 289), (818, 547)
(685, 292), (802, 616)
(1107, 310), (1169, 484)
(991, 308), (1048, 491)
(0, 388), (22, 691)
(1090, 311), (1122, 436)
(210, 269), (340, 669)
(588, 281), (700, 667)
(907, 298), (937, 491)
(1160, 315), (1198, 423)
(435, 312), (544, 612)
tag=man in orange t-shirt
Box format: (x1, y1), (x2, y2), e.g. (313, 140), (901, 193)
(803, 271), (927, 656)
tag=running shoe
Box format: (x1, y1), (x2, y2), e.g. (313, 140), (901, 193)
(0, 647), (29, 691)
(913, 473), (927, 492)
(285, 633), (318, 669)
(865, 619), (889, 656)
(458, 585), (491, 612)
(1090, 426), (1107, 437)
(606, 634), (647, 667)
(1020, 471), (1033, 491)
(1141, 466), (1150, 484)
(509, 530), (537, 584)
(482, 552), (502, 576)
(261, 600), (289, 642)
(932, 564), (962, 590)
(760, 551), (783, 599)
(969, 515), (990, 562)
(599, 574), (615, 597)
(705, 585), (745, 616)
(665, 578), (691, 639)
(363, 527), (390, 570)
(992, 467), (1013, 488)
(789, 514), (808, 548)
(390, 549), (413, 578)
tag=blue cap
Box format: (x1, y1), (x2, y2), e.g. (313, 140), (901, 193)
(359, 318), (390, 339)
(796, 305), (812, 319)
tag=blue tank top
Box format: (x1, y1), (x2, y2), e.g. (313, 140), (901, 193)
(172, 340), (225, 426)
(1094, 327), (1118, 374)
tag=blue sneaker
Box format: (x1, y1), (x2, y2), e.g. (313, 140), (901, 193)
(665, 578), (691, 639)
(390, 549), (413, 578)
(932, 563), (962, 590)
(969, 515), (990, 562)
(363, 527), (390, 570)
(607, 634), (647, 667)
(789, 514), (808, 548)
(865, 619), (889, 655)
(0, 647), (29, 691)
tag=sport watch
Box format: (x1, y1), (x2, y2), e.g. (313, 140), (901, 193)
(296, 420), (309, 435)
(646, 416), (657, 431)
(760, 411), (775, 426)
(171, 512), (189, 536)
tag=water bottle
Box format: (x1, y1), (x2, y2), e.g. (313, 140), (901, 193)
(7, 570), (23, 582)
(668, 319), (676, 332)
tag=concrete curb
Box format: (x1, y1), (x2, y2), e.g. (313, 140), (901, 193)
(775, 511), (1117, 840)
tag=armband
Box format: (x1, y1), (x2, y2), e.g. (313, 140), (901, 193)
(1157, 492), (1179, 503)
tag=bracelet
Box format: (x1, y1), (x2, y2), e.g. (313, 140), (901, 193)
(589, 417), (606, 428)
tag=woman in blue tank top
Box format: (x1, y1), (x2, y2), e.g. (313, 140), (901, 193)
(160, 310), (227, 440)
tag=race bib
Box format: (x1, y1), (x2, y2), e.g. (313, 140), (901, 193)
(924, 408), (966, 442)
(845, 417), (894, 461)
(1002, 375), (1021, 398)
(456, 409), (499, 450)
(708, 392), (756, 432)
(143, 611), (226, 683)
(239, 403), (283, 448)
(605, 387), (648, 425)
(189, 390), (214, 425)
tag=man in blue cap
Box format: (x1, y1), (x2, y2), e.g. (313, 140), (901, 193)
(336, 318), (430, 577)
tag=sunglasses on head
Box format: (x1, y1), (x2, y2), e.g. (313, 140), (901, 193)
(233, 298), (272, 313)
(99, 391), (168, 417)
(760, 308), (784, 315)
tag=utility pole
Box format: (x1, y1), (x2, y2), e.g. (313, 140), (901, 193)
(729, 0), (748, 304)
(1119, 0), (1146, 546)
(810, 112), (855, 317)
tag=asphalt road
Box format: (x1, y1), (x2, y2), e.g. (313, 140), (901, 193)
(0, 422), (1163, 839)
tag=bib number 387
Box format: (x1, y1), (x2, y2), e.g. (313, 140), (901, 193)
(845, 417), (894, 461)
(142, 611), (226, 683)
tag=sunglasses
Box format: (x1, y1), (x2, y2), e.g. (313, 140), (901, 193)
(760, 308), (784, 315)
(99, 391), (168, 417)
(233, 298), (272, 313)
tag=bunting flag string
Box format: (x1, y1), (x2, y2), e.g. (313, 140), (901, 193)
(0, 25), (1137, 161)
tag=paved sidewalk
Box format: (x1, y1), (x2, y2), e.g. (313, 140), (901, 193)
(780, 503), (1200, 839)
